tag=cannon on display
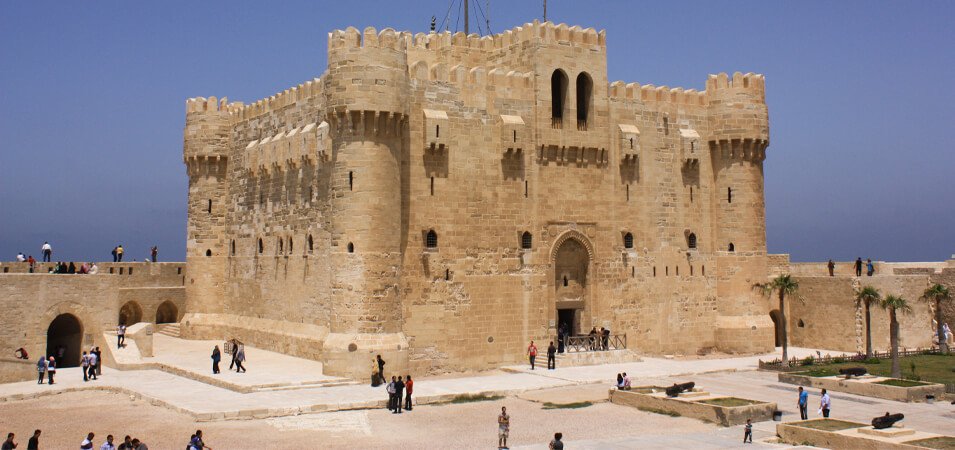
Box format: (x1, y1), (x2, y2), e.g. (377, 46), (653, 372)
(871, 412), (904, 429)
(665, 382), (695, 397)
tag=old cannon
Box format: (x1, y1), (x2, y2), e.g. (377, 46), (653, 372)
(665, 382), (695, 397)
(871, 412), (904, 429)
(839, 367), (867, 379)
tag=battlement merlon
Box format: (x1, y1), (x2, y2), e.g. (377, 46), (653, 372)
(183, 96), (235, 165)
(608, 72), (766, 107)
(707, 72), (769, 146)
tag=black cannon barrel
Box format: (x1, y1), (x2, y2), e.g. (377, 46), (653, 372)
(665, 382), (695, 397)
(871, 413), (904, 429)
(839, 367), (867, 378)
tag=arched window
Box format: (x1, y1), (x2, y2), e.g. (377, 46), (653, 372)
(563, 275), (568, 287)
(278, 238), (284, 255)
(230, 240), (236, 256)
(550, 69), (568, 128)
(307, 235), (314, 254)
(623, 232), (634, 249)
(576, 72), (592, 131)
(687, 233), (697, 249)
(728, 243), (735, 252)
(258, 238), (264, 254)
(521, 232), (533, 250)
(426, 230), (438, 249)
(205, 249), (212, 257)
(347, 242), (354, 253)
(288, 237), (293, 254)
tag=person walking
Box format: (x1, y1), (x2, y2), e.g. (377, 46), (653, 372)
(189, 430), (211, 450)
(27, 255), (36, 273)
(376, 354), (386, 381)
(386, 376), (397, 412)
(41, 242), (52, 262)
(46, 356), (56, 384)
(549, 432), (564, 450)
(820, 388), (831, 417)
(394, 376), (405, 413)
(827, 259), (835, 277)
(26, 430), (40, 450)
(228, 340), (238, 371)
(116, 245), (125, 262)
(36, 355), (47, 384)
(234, 345), (246, 372)
(211, 345), (221, 374)
(547, 341), (556, 370)
(797, 386), (809, 420)
(81, 432), (95, 450)
(2, 433), (16, 450)
(854, 257), (863, 276)
(81, 351), (91, 382)
(404, 375), (413, 411)
(100, 435), (116, 450)
(93, 346), (102, 376)
(527, 340), (538, 370)
(497, 406), (510, 450)
(743, 419), (753, 443)
(117, 323), (126, 348)
(88, 349), (98, 380)
(866, 259), (874, 276)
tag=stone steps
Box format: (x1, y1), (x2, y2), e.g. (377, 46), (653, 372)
(254, 379), (359, 392)
(156, 323), (181, 338)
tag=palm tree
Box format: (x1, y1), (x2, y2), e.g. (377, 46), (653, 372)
(922, 284), (951, 354)
(879, 295), (911, 378)
(855, 286), (881, 358)
(759, 275), (800, 363)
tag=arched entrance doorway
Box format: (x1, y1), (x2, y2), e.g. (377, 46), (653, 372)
(47, 313), (83, 368)
(155, 301), (179, 324)
(769, 309), (783, 347)
(553, 235), (591, 336)
(118, 301), (143, 326)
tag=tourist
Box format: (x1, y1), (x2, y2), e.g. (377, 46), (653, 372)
(616, 373), (624, 389)
(377, 354), (386, 380)
(394, 376), (405, 413)
(79, 262), (89, 274)
(46, 356), (56, 384)
(588, 327), (598, 350)
(117, 436), (133, 450)
(36, 355), (47, 384)
(16, 252), (25, 262)
(130, 438), (147, 450)
(27, 255), (36, 273)
(100, 434), (116, 450)
(603, 326), (610, 350)
(943, 323), (953, 345)
(827, 259), (835, 276)
(117, 244), (125, 262)
(111, 246), (118, 262)
(151, 246), (158, 263)
(41, 242), (52, 262)
(87, 349), (98, 380)
(797, 386), (809, 420)
(404, 375), (413, 411)
(2, 433), (16, 450)
(68, 262), (76, 274)
(89, 262), (98, 274)
(234, 344), (246, 372)
(189, 430), (211, 450)
(854, 257), (863, 276)
(228, 340), (238, 371)
(557, 322), (566, 353)
(81, 351), (91, 382)
(497, 406), (510, 450)
(371, 359), (381, 386)
(549, 432), (564, 450)
(547, 341), (556, 370)
(81, 432), (95, 450)
(866, 259), (874, 276)
(117, 323), (126, 348)
(820, 388), (831, 417)
(211, 345), (221, 374)
(26, 430), (40, 450)
(93, 346), (102, 375)
(527, 340), (538, 370)
(743, 419), (753, 443)
(622, 372), (631, 390)
(56, 345), (66, 362)
(386, 376), (397, 411)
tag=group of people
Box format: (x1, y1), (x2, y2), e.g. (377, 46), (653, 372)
(384, 375), (413, 413)
(614, 372), (632, 390)
(80, 347), (104, 382)
(525, 341), (558, 370)
(796, 386), (832, 419)
(48, 261), (98, 274)
(210, 341), (245, 374)
(11, 242), (160, 271)
(495, 406), (563, 450)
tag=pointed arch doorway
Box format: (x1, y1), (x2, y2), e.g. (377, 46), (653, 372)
(551, 231), (594, 337)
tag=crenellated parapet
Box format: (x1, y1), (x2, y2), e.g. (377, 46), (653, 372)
(706, 72), (769, 157)
(608, 81), (707, 107)
(232, 78), (323, 122)
(244, 121), (330, 175)
(183, 96), (234, 171)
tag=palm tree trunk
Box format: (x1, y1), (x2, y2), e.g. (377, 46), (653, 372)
(890, 308), (901, 378)
(780, 290), (788, 363)
(864, 301), (872, 358)
(936, 299), (949, 354)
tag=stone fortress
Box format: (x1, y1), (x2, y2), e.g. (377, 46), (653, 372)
(0, 20), (952, 383)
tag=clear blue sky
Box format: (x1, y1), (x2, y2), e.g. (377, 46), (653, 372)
(1, 1), (953, 263)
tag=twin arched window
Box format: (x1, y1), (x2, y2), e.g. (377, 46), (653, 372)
(550, 70), (593, 130)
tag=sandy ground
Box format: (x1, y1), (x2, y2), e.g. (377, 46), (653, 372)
(0, 388), (717, 449)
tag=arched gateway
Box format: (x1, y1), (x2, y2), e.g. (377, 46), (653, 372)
(47, 313), (83, 368)
(551, 231), (594, 336)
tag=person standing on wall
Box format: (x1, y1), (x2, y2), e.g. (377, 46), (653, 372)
(827, 259), (835, 277)
(116, 244), (124, 262)
(866, 259), (874, 276)
(854, 257), (863, 277)
(41, 242), (52, 262)
(111, 246), (118, 262)
(27, 255), (36, 273)
(819, 388), (831, 417)
(151, 246), (158, 263)
(547, 341), (556, 370)
(797, 386), (809, 420)
(527, 340), (538, 370)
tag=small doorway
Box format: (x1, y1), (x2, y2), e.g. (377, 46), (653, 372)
(557, 309), (576, 337)
(47, 313), (83, 368)
(769, 310), (783, 347)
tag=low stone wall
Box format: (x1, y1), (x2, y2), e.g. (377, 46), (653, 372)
(0, 358), (35, 384)
(777, 419), (948, 450)
(778, 372), (945, 403)
(609, 388), (776, 426)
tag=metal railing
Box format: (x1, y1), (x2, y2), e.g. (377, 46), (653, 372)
(562, 334), (626, 353)
(758, 347), (941, 371)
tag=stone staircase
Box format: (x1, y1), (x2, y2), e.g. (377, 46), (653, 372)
(155, 323), (181, 338)
(554, 349), (641, 367)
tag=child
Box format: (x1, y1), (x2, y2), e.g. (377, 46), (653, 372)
(743, 419), (753, 443)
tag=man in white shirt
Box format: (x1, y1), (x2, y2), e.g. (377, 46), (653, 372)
(81, 432), (94, 450)
(16, 253), (25, 262)
(117, 324), (126, 348)
(41, 242), (52, 262)
(87, 351), (98, 380)
(100, 434), (116, 450)
(81, 352), (91, 382)
(820, 388), (831, 417)
(89, 263), (98, 275)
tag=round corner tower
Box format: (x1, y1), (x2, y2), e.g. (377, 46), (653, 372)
(183, 96), (231, 317)
(322, 26), (410, 378)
